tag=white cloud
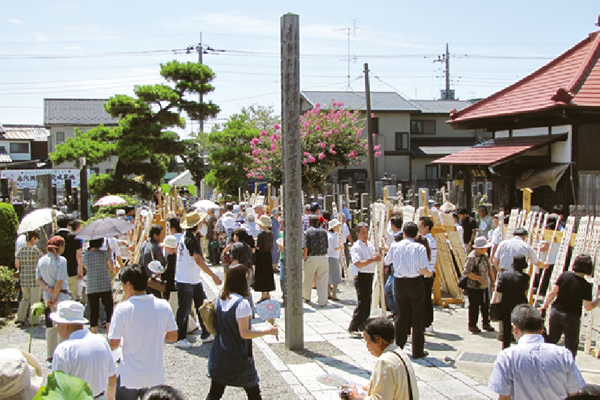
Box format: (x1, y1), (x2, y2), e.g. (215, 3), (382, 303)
(8, 19), (22, 24)
(33, 32), (51, 42)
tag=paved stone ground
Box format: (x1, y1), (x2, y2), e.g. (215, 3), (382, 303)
(2, 263), (599, 399)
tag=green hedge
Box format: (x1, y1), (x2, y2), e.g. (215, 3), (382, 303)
(0, 265), (16, 317)
(0, 203), (18, 268)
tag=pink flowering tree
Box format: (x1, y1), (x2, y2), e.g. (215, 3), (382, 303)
(247, 102), (381, 196)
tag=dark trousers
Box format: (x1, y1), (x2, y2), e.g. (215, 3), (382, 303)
(395, 276), (425, 356)
(88, 291), (113, 328)
(423, 275), (435, 327)
(116, 376), (146, 400)
(548, 307), (581, 357)
(176, 282), (208, 341)
(467, 288), (489, 327)
(209, 245), (220, 265)
(348, 273), (374, 332)
(501, 313), (512, 349)
(206, 381), (261, 400)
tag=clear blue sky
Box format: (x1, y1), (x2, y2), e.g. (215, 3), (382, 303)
(1, 1), (598, 135)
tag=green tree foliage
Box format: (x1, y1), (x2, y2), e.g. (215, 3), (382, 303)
(205, 114), (260, 194)
(248, 102), (379, 196)
(0, 203), (18, 268)
(180, 131), (211, 188)
(51, 61), (219, 199)
(240, 104), (280, 131)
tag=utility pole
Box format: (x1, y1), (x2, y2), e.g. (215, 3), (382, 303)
(445, 43), (450, 100)
(281, 13), (303, 350)
(364, 63), (376, 202)
(79, 157), (88, 220)
(196, 32), (204, 133)
(434, 43), (451, 99)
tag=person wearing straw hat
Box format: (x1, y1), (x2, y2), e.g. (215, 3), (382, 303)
(463, 237), (496, 334)
(51, 300), (117, 400)
(327, 219), (343, 301)
(254, 214), (276, 303)
(0, 348), (43, 400)
(174, 211), (222, 349)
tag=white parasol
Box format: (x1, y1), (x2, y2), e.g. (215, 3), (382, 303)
(18, 208), (55, 235)
(94, 195), (127, 207)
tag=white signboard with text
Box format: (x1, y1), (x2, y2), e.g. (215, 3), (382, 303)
(0, 169), (82, 189)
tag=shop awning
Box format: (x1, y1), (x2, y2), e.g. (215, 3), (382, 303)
(516, 163), (569, 191)
(432, 133), (567, 166)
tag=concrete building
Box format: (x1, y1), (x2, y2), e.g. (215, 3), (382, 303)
(0, 123), (49, 169)
(300, 91), (485, 193)
(44, 98), (119, 175)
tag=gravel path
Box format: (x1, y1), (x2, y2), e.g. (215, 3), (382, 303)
(0, 317), (299, 399)
(0, 266), (365, 399)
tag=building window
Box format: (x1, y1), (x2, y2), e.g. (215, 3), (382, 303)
(372, 117), (379, 135)
(56, 132), (65, 145)
(411, 120), (436, 134)
(426, 165), (438, 180)
(90, 168), (100, 175)
(440, 165), (450, 180)
(10, 143), (29, 154)
(395, 132), (409, 150)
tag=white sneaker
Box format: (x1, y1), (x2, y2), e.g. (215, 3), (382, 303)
(425, 325), (434, 334)
(174, 339), (193, 349)
(202, 334), (215, 344)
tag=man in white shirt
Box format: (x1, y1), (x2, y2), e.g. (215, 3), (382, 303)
(51, 300), (116, 400)
(493, 228), (547, 272)
(489, 212), (502, 261)
(488, 304), (586, 400)
(348, 222), (381, 336)
(108, 264), (178, 399)
(385, 222), (432, 358)
(418, 216), (437, 334)
(383, 215), (403, 317)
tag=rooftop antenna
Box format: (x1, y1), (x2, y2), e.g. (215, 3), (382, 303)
(336, 20), (359, 88)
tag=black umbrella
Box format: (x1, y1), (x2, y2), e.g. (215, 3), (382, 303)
(76, 218), (135, 240)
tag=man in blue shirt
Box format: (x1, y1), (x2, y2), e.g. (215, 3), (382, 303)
(488, 304), (586, 400)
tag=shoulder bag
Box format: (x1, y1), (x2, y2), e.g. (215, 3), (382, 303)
(489, 278), (502, 322)
(146, 242), (166, 293)
(391, 350), (414, 400)
(199, 298), (217, 335)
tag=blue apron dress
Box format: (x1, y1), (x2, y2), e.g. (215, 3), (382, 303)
(208, 297), (259, 388)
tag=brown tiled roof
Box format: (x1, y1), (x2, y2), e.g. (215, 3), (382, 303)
(2, 125), (49, 142)
(449, 31), (600, 125)
(432, 134), (567, 166)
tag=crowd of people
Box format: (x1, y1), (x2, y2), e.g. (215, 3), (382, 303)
(4, 199), (600, 399)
